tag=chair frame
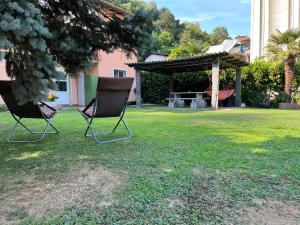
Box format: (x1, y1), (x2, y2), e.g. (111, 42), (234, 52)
(81, 96), (132, 144)
(6, 102), (60, 144)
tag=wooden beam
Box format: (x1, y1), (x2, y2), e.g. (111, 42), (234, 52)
(168, 74), (174, 96)
(211, 58), (220, 110)
(235, 68), (242, 107)
(220, 60), (238, 69)
(135, 69), (142, 108)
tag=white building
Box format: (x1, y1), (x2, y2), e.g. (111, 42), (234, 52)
(144, 53), (168, 62)
(207, 36), (251, 61)
(251, 0), (300, 61)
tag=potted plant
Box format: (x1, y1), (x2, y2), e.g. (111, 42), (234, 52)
(47, 94), (58, 102)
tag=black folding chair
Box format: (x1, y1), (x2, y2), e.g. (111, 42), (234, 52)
(78, 77), (133, 144)
(0, 81), (61, 143)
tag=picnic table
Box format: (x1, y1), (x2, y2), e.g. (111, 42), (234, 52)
(167, 91), (208, 109)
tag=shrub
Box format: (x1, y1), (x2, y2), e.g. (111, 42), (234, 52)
(241, 61), (284, 107)
(141, 72), (169, 104)
(141, 71), (209, 104)
(0, 105), (8, 112)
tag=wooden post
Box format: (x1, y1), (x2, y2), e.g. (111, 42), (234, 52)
(211, 58), (220, 110)
(169, 74), (174, 97)
(135, 69), (141, 108)
(235, 68), (242, 107)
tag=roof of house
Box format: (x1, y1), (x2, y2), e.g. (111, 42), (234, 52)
(207, 39), (238, 54)
(236, 35), (251, 43)
(145, 52), (169, 57)
(94, 0), (133, 19)
(128, 52), (248, 74)
(144, 52), (169, 62)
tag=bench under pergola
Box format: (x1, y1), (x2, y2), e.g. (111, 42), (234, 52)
(127, 52), (249, 109)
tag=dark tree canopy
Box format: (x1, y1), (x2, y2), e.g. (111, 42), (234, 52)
(154, 8), (183, 42)
(0, 0), (153, 103)
(210, 26), (231, 45)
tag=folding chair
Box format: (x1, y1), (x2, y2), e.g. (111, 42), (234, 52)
(0, 81), (62, 143)
(78, 77), (133, 144)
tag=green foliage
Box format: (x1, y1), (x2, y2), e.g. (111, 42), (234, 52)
(141, 71), (210, 104)
(266, 29), (300, 102)
(152, 31), (175, 54)
(0, 1), (63, 104)
(113, 1), (233, 62)
(0, 0), (153, 103)
(154, 8), (183, 42)
(179, 22), (210, 44)
(141, 72), (169, 104)
(168, 22), (210, 60)
(266, 29), (300, 62)
(167, 41), (209, 59)
(241, 61), (285, 107)
(174, 72), (209, 92)
(210, 26), (231, 45)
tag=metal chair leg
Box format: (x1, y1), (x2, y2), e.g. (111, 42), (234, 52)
(7, 117), (59, 143)
(83, 116), (132, 144)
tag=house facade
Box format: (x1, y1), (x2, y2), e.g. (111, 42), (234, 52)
(0, 50), (137, 105)
(0, 1), (137, 105)
(144, 53), (168, 62)
(251, 0), (300, 61)
(207, 36), (251, 61)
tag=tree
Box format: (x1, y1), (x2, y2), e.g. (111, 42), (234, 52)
(154, 8), (183, 42)
(111, 0), (159, 59)
(0, 0), (153, 103)
(168, 41), (209, 60)
(179, 22), (210, 44)
(153, 31), (175, 54)
(266, 29), (300, 103)
(168, 22), (210, 59)
(210, 26), (230, 45)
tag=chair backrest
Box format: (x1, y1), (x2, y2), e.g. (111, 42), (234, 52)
(0, 81), (43, 118)
(94, 77), (134, 117)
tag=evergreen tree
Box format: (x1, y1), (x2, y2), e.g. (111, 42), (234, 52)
(0, 0), (153, 103)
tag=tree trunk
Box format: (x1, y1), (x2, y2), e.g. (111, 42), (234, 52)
(284, 56), (295, 103)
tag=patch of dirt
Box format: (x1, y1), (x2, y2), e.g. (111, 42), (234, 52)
(191, 167), (213, 177)
(240, 200), (300, 225)
(166, 198), (185, 208)
(0, 165), (125, 224)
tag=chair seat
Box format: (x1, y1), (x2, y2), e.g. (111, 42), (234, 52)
(40, 105), (62, 119)
(78, 107), (93, 119)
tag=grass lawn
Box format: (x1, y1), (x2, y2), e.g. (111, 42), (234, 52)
(0, 107), (299, 224)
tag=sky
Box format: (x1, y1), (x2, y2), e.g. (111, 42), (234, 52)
(146, 0), (251, 37)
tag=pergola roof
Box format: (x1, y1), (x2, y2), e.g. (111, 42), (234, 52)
(127, 52), (249, 74)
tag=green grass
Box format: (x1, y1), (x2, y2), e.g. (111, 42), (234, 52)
(0, 107), (299, 224)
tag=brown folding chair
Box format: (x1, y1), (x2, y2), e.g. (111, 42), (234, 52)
(78, 77), (133, 144)
(0, 81), (62, 143)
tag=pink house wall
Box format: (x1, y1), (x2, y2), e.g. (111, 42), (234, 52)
(0, 61), (9, 104)
(70, 78), (78, 105)
(83, 49), (137, 102)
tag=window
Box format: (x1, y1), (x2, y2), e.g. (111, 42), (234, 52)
(114, 69), (126, 78)
(56, 81), (67, 91)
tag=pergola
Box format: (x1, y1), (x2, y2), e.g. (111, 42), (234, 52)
(127, 52), (249, 109)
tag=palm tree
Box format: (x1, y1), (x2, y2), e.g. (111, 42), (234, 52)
(267, 29), (300, 103)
